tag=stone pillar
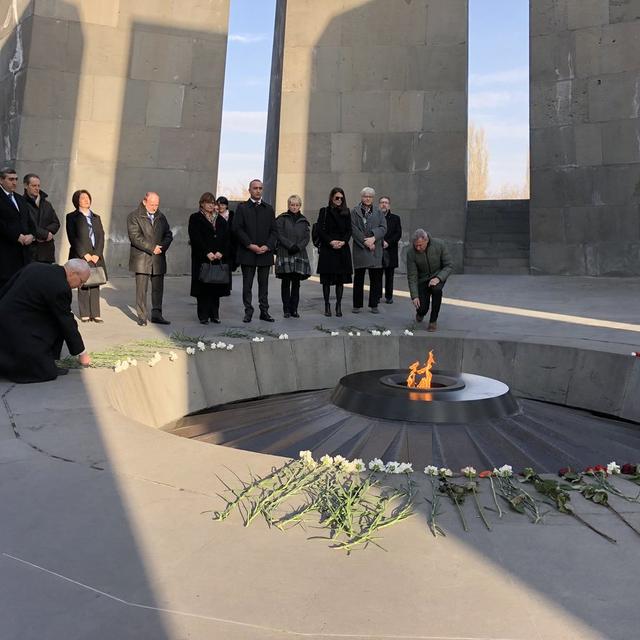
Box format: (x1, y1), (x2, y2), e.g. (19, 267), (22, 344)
(1, 0), (229, 274)
(530, 0), (640, 275)
(264, 0), (469, 269)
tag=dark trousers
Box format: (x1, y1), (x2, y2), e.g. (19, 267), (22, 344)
(135, 273), (164, 321)
(384, 267), (395, 301)
(197, 294), (219, 322)
(353, 267), (383, 308)
(78, 286), (101, 318)
(241, 264), (270, 315)
(417, 280), (444, 322)
(280, 276), (300, 313)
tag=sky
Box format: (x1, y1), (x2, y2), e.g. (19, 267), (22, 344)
(217, 0), (529, 197)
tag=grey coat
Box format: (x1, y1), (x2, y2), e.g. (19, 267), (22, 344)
(350, 204), (387, 269)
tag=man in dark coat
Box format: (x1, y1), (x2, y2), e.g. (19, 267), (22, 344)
(0, 167), (35, 288)
(232, 179), (278, 322)
(23, 173), (60, 263)
(127, 192), (173, 326)
(0, 260), (91, 383)
(379, 195), (402, 304)
(406, 228), (453, 332)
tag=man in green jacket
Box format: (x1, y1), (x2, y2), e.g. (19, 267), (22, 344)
(406, 229), (453, 331)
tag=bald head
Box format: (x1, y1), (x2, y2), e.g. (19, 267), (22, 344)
(64, 259), (91, 289)
(143, 192), (160, 213)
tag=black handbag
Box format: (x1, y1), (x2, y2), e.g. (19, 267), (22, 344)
(311, 210), (326, 248)
(85, 265), (107, 287)
(199, 262), (230, 284)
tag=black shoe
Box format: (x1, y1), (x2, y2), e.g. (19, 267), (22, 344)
(151, 316), (171, 325)
(370, 306), (380, 314)
(259, 312), (275, 322)
(324, 303), (331, 317)
(291, 311), (300, 318)
(55, 367), (69, 376)
(352, 307), (362, 314)
(385, 298), (393, 304)
(211, 317), (221, 324)
(243, 313), (252, 323)
(283, 312), (291, 318)
(137, 318), (147, 326)
(335, 303), (342, 317)
(415, 313), (424, 323)
(199, 319), (209, 324)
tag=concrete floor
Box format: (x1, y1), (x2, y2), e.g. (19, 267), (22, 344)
(1, 274), (640, 640)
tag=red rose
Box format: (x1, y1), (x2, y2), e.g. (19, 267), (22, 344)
(558, 467), (573, 477)
(585, 466), (595, 473)
(594, 464), (607, 474)
(621, 463), (638, 475)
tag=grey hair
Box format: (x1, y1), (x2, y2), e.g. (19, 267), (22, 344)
(0, 167), (17, 179)
(412, 228), (429, 242)
(64, 259), (91, 279)
(360, 186), (375, 197)
(287, 194), (302, 206)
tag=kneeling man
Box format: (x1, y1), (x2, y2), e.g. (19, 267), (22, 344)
(0, 260), (91, 383)
(406, 229), (453, 331)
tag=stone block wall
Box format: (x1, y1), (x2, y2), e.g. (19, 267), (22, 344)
(1, 0), (229, 274)
(265, 0), (469, 270)
(530, 0), (640, 275)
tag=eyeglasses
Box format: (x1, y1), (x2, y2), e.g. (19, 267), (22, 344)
(333, 195), (344, 200)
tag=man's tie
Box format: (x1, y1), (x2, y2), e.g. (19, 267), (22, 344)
(147, 214), (154, 224)
(9, 193), (18, 210)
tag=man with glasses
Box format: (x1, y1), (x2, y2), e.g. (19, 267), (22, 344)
(232, 179), (278, 322)
(0, 259), (91, 382)
(350, 186), (386, 313)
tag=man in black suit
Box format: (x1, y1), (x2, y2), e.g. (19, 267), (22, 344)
(232, 179), (278, 322)
(0, 259), (91, 383)
(0, 167), (35, 287)
(127, 191), (173, 326)
(23, 173), (61, 264)
(379, 195), (402, 304)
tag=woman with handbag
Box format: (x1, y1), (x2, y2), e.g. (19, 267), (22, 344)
(316, 187), (352, 317)
(275, 194), (311, 318)
(66, 189), (107, 323)
(188, 192), (231, 324)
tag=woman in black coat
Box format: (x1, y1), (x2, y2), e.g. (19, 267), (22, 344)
(275, 194), (311, 318)
(66, 189), (107, 323)
(188, 192), (231, 324)
(316, 187), (352, 317)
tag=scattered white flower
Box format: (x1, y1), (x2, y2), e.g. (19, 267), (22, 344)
(320, 454), (334, 467)
(197, 341), (206, 351)
(493, 464), (513, 478)
(403, 329), (414, 336)
(114, 359), (131, 373)
(126, 357), (137, 367)
(397, 462), (413, 474)
(356, 331), (361, 337)
(186, 346), (196, 355)
(385, 461), (401, 474)
(168, 351), (178, 362)
(147, 352), (162, 367)
(299, 450), (317, 470)
(439, 467), (453, 477)
(333, 454), (347, 466)
(368, 458), (385, 472)
(461, 466), (477, 478)
(348, 332), (354, 337)
(382, 329), (391, 336)
(278, 333), (289, 340)
(330, 331), (339, 336)
(352, 459), (366, 473)
(210, 343), (217, 350)
(226, 344), (234, 350)
(370, 329), (381, 336)
(252, 336), (265, 343)
(216, 341), (227, 348)
(607, 461), (621, 475)
(424, 465), (439, 476)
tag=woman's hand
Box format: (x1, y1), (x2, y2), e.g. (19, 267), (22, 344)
(213, 252), (223, 260)
(207, 252), (215, 261)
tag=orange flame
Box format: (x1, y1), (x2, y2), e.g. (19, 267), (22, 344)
(406, 350), (436, 389)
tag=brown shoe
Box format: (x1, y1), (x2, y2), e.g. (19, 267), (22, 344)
(427, 322), (437, 332)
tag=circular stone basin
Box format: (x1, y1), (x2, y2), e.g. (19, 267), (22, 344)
(330, 369), (519, 423)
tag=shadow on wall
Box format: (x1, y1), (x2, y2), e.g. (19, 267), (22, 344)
(0, 1), (82, 262)
(106, 21), (228, 277)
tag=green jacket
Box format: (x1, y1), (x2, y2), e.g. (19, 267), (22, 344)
(406, 237), (453, 299)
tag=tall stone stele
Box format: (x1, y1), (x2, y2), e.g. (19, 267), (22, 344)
(265, 0), (469, 270)
(0, 0), (229, 274)
(530, 0), (640, 275)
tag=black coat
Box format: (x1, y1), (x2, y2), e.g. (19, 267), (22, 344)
(232, 199), (277, 267)
(188, 211), (231, 298)
(24, 190), (60, 263)
(316, 206), (353, 276)
(66, 210), (108, 280)
(383, 211), (402, 269)
(127, 204), (173, 275)
(0, 190), (35, 285)
(0, 263), (85, 383)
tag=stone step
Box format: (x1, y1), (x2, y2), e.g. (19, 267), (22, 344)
(464, 265), (531, 275)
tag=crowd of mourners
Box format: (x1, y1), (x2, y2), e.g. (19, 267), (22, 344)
(0, 168), (452, 383)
